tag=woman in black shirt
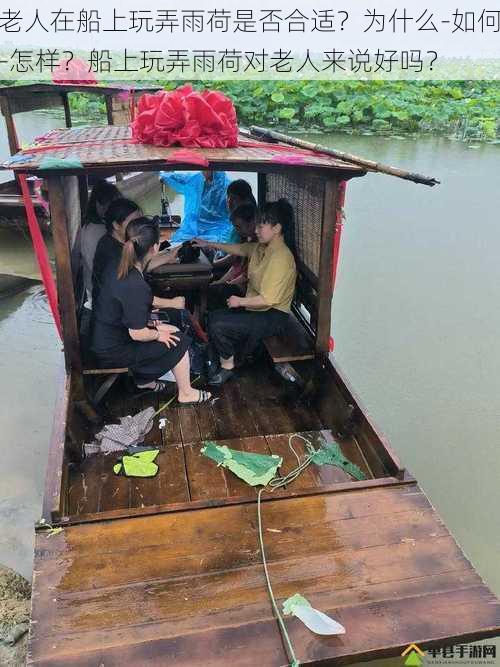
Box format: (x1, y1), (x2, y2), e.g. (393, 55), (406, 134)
(92, 198), (142, 306)
(92, 216), (211, 403)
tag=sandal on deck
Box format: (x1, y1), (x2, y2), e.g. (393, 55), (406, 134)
(136, 380), (169, 394)
(177, 389), (212, 407)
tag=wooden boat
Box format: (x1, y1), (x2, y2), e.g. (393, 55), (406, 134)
(3, 125), (499, 666)
(0, 83), (162, 232)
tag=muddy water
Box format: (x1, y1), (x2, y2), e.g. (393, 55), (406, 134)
(0, 119), (498, 661)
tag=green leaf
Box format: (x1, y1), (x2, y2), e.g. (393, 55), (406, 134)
(271, 92), (285, 103)
(283, 593), (312, 616)
(336, 115), (351, 126)
(133, 449), (160, 464)
(122, 457), (159, 478)
(202, 441), (282, 486)
(278, 107), (297, 119)
(336, 101), (353, 115)
(300, 85), (317, 99)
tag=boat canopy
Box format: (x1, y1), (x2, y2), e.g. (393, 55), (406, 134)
(0, 124), (366, 177)
(0, 124), (365, 375)
(0, 83), (162, 154)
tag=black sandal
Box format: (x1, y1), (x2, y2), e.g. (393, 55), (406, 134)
(136, 380), (168, 394)
(177, 389), (212, 407)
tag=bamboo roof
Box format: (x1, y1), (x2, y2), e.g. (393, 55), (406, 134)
(0, 125), (366, 177)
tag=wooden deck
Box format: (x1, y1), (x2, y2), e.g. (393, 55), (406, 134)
(31, 367), (500, 666)
(67, 430), (375, 516)
(30, 483), (500, 666)
(68, 363), (379, 518)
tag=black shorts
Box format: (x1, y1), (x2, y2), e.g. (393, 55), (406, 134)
(95, 330), (190, 383)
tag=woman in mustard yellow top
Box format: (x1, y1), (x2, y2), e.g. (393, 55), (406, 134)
(195, 199), (297, 385)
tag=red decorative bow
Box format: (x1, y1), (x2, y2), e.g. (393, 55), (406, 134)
(131, 84), (238, 148)
(52, 57), (97, 85)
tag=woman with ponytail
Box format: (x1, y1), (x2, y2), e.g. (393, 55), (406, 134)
(91, 198), (142, 306)
(194, 199), (297, 386)
(92, 216), (211, 402)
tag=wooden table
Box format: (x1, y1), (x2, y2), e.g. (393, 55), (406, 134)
(147, 249), (213, 319)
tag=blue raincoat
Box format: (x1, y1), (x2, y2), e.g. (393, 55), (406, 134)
(159, 171), (239, 243)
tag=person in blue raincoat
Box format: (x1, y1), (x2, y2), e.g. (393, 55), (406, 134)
(159, 170), (239, 243)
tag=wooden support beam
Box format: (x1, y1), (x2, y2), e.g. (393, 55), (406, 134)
(61, 92), (72, 128)
(315, 177), (338, 355)
(0, 96), (20, 155)
(78, 175), (89, 221)
(257, 172), (267, 207)
(47, 175), (82, 375)
(104, 95), (114, 125)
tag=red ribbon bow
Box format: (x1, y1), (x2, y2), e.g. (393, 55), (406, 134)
(131, 85), (238, 148)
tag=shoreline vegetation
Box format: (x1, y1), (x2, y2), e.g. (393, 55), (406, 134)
(64, 80), (500, 143)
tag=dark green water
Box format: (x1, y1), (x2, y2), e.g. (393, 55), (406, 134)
(0, 123), (498, 661)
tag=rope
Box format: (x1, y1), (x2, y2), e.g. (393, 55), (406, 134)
(256, 434), (313, 667)
(258, 487), (300, 667)
(256, 433), (362, 667)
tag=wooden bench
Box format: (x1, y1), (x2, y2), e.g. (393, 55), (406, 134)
(263, 314), (315, 363)
(82, 367), (129, 405)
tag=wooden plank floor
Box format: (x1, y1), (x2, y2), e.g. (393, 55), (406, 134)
(29, 483), (500, 666)
(68, 362), (352, 516)
(67, 430), (374, 516)
(109, 361), (325, 444)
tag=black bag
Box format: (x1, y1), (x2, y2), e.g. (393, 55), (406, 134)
(178, 241), (201, 264)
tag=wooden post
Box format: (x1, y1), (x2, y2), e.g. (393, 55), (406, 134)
(105, 94), (127, 181)
(315, 177), (338, 356)
(104, 95), (114, 125)
(257, 172), (267, 207)
(0, 95), (20, 155)
(62, 92), (72, 128)
(105, 93), (130, 126)
(47, 175), (82, 375)
(78, 175), (89, 221)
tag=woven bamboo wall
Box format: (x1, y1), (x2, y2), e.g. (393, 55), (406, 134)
(265, 171), (325, 278)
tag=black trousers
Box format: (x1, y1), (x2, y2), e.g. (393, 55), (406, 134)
(207, 283), (244, 312)
(208, 308), (289, 361)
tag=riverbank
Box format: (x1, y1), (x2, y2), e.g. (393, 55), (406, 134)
(0, 566), (30, 667)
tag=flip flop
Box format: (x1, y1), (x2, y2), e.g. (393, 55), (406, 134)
(177, 389), (212, 407)
(135, 380), (169, 394)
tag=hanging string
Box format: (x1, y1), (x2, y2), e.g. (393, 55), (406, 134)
(257, 433), (363, 667)
(258, 486), (300, 667)
(256, 434), (314, 667)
